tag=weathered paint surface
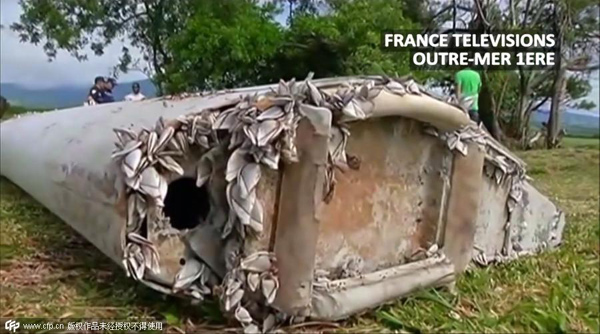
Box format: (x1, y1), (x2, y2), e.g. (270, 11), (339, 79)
(310, 255), (455, 320)
(473, 168), (566, 262)
(511, 181), (565, 252)
(315, 118), (449, 274)
(273, 119), (330, 315)
(473, 164), (512, 258)
(442, 142), (485, 273)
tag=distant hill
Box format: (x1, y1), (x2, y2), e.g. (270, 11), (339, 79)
(0, 79), (157, 109)
(531, 108), (600, 138)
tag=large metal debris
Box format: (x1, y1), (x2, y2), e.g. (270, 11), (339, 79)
(0, 75), (565, 331)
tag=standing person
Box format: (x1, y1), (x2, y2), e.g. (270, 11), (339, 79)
(455, 67), (482, 124)
(124, 82), (146, 101)
(86, 76), (108, 105)
(103, 78), (116, 103)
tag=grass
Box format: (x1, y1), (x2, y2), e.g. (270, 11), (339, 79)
(1, 137), (598, 333)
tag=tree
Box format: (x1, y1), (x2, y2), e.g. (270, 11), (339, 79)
(164, 0), (283, 92)
(0, 96), (9, 119)
(545, 0), (599, 148)
(266, 0), (416, 81)
(493, 0), (599, 148)
(271, 0), (325, 25)
(165, 0), (419, 90)
(442, 0), (599, 148)
(13, 0), (423, 94)
(573, 100), (597, 110)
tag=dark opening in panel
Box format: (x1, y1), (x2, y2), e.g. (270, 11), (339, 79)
(163, 177), (210, 230)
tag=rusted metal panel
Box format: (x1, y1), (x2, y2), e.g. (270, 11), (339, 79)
(315, 118), (448, 275)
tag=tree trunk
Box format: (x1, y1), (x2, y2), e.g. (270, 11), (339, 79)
(470, 0), (504, 141)
(0, 95), (7, 119)
(479, 76), (504, 140)
(546, 62), (566, 149)
(547, 4), (565, 149)
(516, 80), (531, 148)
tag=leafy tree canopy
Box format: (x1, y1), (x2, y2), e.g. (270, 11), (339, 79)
(164, 0), (283, 92)
(266, 0), (416, 82)
(573, 100), (597, 111)
(12, 0), (421, 93)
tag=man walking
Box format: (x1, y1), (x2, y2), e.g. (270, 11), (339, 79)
(124, 82), (145, 101)
(455, 67), (482, 124)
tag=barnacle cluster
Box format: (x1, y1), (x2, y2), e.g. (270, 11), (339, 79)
(423, 122), (553, 267)
(110, 74), (477, 332)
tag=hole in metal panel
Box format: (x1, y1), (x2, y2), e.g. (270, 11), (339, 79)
(163, 177), (210, 230)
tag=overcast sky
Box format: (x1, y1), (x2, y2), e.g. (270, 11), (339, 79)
(0, 0), (146, 89)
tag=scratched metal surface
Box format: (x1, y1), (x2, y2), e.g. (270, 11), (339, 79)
(315, 118), (449, 275)
(473, 169), (512, 258)
(514, 181), (565, 252)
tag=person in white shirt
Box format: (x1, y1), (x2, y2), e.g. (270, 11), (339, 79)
(124, 82), (145, 101)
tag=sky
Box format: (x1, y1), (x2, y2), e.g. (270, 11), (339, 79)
(0, 0), (147, 89)
(0, 0), (598, 107)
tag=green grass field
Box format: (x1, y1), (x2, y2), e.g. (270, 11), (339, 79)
(1, 138), (598, 333)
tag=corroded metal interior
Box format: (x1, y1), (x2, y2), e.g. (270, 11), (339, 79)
(316, 118), (449, 275)
(0, 75), (565, 332)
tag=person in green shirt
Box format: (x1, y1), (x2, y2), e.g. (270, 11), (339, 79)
(454, 68), (482, 124)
